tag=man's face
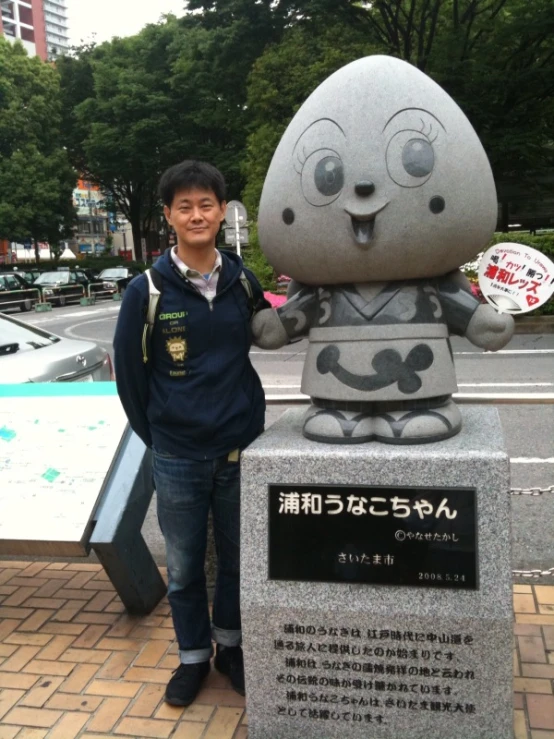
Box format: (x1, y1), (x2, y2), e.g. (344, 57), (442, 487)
(165, 188), (226, 251)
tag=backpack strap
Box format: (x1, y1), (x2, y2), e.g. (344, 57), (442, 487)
(239, 270), (255, 317)
(142, 268), (163, 365)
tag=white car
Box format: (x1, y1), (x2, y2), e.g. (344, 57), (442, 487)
(0, 313), (114, 383)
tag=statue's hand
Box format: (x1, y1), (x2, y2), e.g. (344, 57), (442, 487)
(251, 308), (289, 349)
(466, 304), (514, 351)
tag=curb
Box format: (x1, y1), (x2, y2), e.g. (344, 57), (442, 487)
(514, 316), (554, 334)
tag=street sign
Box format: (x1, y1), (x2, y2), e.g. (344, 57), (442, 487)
(23, 239), (32, 250)
(224, 227), (249, 246)
(224, 200), (247, 228)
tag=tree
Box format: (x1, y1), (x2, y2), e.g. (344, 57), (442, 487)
(0, 38), (76, 260)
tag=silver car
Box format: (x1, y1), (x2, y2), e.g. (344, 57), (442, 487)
(0, 313), (113, 382)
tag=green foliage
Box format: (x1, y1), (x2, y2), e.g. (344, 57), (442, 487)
(240, 223), (276, 291)
(0, 38), (77, 258)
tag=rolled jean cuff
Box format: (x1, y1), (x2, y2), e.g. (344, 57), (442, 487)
(212, 625), (242, 648)
(179, 646), (213, 665)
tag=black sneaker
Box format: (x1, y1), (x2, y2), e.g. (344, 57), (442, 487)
(214, 644), (245, 696)
(165, 661), (210, 706)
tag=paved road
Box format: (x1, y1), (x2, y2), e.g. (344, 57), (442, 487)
(12, 301), (554, 572)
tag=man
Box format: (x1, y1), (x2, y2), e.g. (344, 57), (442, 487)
(113, 160), (268, 706)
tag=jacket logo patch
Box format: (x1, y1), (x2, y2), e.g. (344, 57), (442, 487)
(166, 337), (187, 362)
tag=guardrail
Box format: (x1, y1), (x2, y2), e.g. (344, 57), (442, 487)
(86, 282), (119, 302)
(0, 288), (41, 312)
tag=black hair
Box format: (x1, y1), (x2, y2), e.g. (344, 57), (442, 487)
(159, 160), (227, 207)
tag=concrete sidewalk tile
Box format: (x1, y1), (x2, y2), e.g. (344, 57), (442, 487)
(96, 650), (137, 679)
(58, 663), (99, 693)
(520, 636), (548, 663)
(85, 696), (131, 733)
(50, 600), (84, 622)
(83, 591), (116, 612)
(153, 702), (184, 721)
(45, 693), (103, 712)
(23, 598), (67, 610)
(172, 723), (206, 739)
(516, 594), (538, 614)
(44, 563), (67, 570)
(158, 654), (179, 671)
(0, 607), (33, 619)
(85, 679), (142, 698)
(204, 707), (244, 739)
(196, 688), (245, 708)
(45, 710), (88, 738)
(540, 603), (554, 614)
(240, 712), (248, 726)
(129, 626), (174, 641)
(97, 637), (145, 652)
(2, 587), (37, 607)
(0, 570), (21, 586)
(72, 624), (110, 649)
(518, 616), (554, 626)
(64, 563), (102, 572)
(0, 645), (17, 658)
(64, 572), (97, 590)
(40, 624), (86, 637)
(54, 588), (95, 601)
(11, 730), (47, 739)
(0, 620), (20, 642)
(0, 674), (39, 690)
(36, 635), (75, 661)
(4, 633), (51, 647)
(20, 562), (48, 578)
(0, 726), (19, 738)
(536, 588), (554, 605)
(72, 612), (118, 626)
(514, 709), (529, 739)
(134, 640), (169, 668)
(18, 676), (64, 708)
(516, 649), (522, 676)
(524, 665), (554, 679)
(114, 716), (175, 738)
(124, 666), (174, 684)
(1, 706), (62, 728)
(22, 659), (76, 676)
(528, 694), (554, 730)
(531, 731), (554, 738)
(542, 627), (554, 651)
(514, 678), (553, 694)
(83, 580), (118, 591)
(516, 625), (543, 636)
(515, 693), (525, 709)
(127, 684), (165, 718)
(58, 647), (111, 664)
(233, 727), (248, 739)
(170, 704), (214, 723)
(0, 646), (41, 672)
(18, 609), (55, 632)
(0, 689), (26, 720)
(106, 615), (140, 638)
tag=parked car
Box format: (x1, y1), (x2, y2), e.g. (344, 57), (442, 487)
(0, 273), (40, 312)
(97, 266), (140, 294)
(33, 271), (88, 306)
(0, 312), (114, 382)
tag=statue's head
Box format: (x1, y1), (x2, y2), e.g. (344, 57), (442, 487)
(258, 55), (497, 285)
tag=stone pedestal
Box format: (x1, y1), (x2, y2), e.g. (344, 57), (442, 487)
(241, 406), (512, 739)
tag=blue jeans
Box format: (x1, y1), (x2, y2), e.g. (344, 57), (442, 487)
(153, 449), (242, 665)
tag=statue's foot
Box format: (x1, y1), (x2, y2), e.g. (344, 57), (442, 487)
(302, 405), (374, 444)
(373, 399), (462, 444)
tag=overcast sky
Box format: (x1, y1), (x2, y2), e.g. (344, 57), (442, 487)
(66, 0), (185, 47)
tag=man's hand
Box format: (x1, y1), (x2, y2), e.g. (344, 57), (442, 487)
(466, 304), (514, 351)
(251, 308), (289, 349)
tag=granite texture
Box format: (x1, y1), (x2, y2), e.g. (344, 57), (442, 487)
(241, 406), (512, 739)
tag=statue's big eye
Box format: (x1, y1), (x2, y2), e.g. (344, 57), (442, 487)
(300, 149), (345, 206)
(314, 156), (344, 197)
(386, 131), (436, 188)
(402, 139), (434, 178)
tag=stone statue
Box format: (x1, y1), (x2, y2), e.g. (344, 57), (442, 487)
(252, 55), (514, 444)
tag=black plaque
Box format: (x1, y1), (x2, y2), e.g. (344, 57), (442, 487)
(268, 484), (477, 589)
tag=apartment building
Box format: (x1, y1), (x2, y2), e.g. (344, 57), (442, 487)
(0, 0), (68, 60)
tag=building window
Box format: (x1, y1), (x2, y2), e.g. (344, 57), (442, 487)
(2, 20), (16, 36)
(18, 3), (33, 25)
(20, 25), (35, 42)
(1, 1), (15, 20)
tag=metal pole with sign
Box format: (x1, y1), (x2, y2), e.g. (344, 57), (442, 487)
(224, 200), (248, 256)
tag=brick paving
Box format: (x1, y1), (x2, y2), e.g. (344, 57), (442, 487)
(0, 563), (552, 738)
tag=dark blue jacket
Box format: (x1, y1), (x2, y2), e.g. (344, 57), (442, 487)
(113, 249), (268, 459)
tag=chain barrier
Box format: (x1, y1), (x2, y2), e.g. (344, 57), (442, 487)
(510, 486), (554, 577)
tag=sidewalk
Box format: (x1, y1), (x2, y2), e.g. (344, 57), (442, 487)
(0, 562), (551, 738)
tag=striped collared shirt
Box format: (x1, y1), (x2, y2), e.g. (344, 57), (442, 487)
(170, 247), (222, 301)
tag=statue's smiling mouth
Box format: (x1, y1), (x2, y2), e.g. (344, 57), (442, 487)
(345, 202), (389, 249)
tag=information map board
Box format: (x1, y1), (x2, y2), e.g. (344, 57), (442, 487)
(0, 383), (128, 556)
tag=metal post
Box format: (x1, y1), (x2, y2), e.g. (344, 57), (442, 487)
(235, 205), (241, 257)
